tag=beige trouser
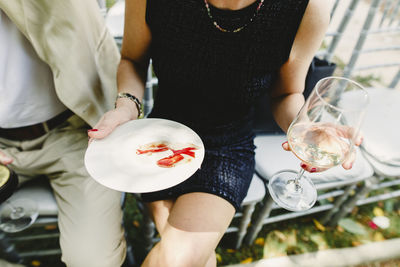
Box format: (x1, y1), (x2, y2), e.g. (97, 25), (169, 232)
(0, 115), (126, 267)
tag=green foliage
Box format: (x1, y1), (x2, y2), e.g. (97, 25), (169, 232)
(215, 199), (400, 266)
(338, 218), (368, 235)
(106, 0), (117, 9)
(5, 192), (399, 266)
(352, 74), (382, 87)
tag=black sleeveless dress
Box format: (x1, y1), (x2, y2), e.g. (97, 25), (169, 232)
(141, 0), (310, 210)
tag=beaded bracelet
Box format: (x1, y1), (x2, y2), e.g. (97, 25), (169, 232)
(115, 92), (143, 118)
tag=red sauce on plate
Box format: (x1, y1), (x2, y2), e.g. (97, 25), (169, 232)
(157, 154), (185, 168)
(136, 144), (169, 154)
(136, 142), (198, 168)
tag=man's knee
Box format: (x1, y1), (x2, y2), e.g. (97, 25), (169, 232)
(61, 236), (126, 267)
(56, 180), (125, 266)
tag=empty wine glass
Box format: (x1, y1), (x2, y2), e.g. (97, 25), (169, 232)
(0, 199), (38, 233)
(0, 166), (39, 233)
(268, 76), (369, 211)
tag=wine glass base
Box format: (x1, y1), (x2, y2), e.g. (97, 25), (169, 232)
(0, 217), (36, 233)
(0, 198), (39, 233)
(268, 170), (317, 212)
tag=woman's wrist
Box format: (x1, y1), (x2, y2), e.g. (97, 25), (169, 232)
(115, 97), (140, 120)
(115, 92), (143, 119)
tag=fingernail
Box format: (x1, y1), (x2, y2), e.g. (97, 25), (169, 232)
(282, 141), (288, 147)
(348, 163), (353, 169)
(88, 129), (98, 132)
(301, 163), (307, 169)
(310, 168), (317, 173)
(359, 137), (364, 144)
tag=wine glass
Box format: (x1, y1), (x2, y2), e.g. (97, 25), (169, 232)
(268, 76), (369, 211)
(0, 165), (39, 233)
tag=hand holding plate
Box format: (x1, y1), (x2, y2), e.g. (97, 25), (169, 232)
(88, 104), (138, 142)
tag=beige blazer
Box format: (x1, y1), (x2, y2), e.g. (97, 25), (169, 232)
(0, 0), (120, 127)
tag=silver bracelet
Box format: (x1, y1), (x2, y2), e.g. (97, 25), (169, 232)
(115, 92), (143, 118)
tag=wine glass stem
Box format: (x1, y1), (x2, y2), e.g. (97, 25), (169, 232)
(294, 168), (306, 187)
(286, 168), (306, 194)
(6, 200), (17, 213)
(6, 200), (24, 219)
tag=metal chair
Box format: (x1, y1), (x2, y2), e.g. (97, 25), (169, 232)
(243, 134), (374, 245)
(319, 0), (363, 61)
(245, 0), (400, 245)
(330, 88), (400, 225)
(341, 0), (400, 89)
(327, 0), (400, 224)
(0, 177), (135, 266)
(0, 177), (59, 264)
(243, 0), (380, 245)
(231, 174), (266, 249)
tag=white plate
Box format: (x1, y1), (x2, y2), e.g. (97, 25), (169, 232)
(84, 118), (205, 193)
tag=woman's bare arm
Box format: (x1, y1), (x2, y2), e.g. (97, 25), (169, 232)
(270, 0), (331, 132)
(115, 0), (152, 119)
(275, 0), (362, 172)
(89, 0), (152, 139)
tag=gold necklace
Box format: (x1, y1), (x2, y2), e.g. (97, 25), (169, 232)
(204, 0), (265, 33)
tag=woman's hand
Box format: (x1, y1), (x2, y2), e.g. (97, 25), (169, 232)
(281, 133), (363, 173)
(0, 150), (13, 165)
(87, 100), (139, 143)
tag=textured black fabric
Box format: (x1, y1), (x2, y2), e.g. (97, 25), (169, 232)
(142, 0), (310, 209)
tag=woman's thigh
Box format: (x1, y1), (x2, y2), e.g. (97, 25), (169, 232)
(168, 192), (235, 233)
(143, 192), (235, 267)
